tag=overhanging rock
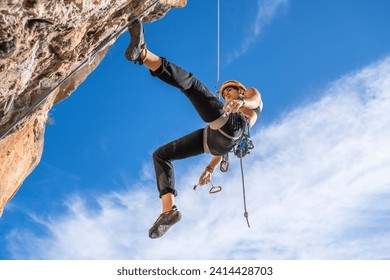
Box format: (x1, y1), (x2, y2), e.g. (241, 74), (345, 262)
(0, 0), (187, 217)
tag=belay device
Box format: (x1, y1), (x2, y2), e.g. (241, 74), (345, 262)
(234, 119), (254, 158)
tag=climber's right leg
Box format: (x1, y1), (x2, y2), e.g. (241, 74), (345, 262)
(125, 19), (162, 70)
(125, 20), (224, 123)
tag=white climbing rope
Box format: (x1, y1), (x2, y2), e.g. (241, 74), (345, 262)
(215, 0), (221, 99)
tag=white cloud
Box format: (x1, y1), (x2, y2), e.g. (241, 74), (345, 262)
(227, 0), (288, 63)
(7, 56), (390, 259)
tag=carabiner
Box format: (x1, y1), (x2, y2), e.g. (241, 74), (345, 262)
(220, 159), (229, 172)
(193, 182), (222, 194)
(209, 185), (222, 194)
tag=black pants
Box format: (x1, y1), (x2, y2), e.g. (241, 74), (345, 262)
(151, 58), (242, 197)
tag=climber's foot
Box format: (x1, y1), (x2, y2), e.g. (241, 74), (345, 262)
(125, 19), (146, 64)
(148, 205), (182, 239)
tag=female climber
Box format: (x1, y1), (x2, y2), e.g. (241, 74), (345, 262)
(125, 19), (263, 239)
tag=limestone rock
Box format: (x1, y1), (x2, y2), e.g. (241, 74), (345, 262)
(0, 0), (187, 217)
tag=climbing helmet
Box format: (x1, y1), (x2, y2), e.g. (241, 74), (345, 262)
(220, 80), (247, 99)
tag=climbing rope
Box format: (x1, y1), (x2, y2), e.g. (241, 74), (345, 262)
(213, 0), (252, 227)
(0, 0), (161, 141)
(233, 118), (254, 227)
(239, 155), (251, 228)
(215, 0), (221, 99)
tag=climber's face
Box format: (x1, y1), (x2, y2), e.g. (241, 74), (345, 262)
(222, 86), (240, 102)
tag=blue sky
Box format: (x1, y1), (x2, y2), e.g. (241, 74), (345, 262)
(1, 0), (390, 259)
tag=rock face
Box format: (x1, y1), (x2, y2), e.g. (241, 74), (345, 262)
(0, 0), (187, 216)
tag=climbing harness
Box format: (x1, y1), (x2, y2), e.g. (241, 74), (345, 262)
(0, 0), (161, 141)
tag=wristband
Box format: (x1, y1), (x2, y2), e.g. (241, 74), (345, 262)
(205, 165), (214, 173)
(238, 96), (245, 108)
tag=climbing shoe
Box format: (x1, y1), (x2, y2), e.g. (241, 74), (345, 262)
(149, 205), (182, 239)
(125, 19), (146, 64)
